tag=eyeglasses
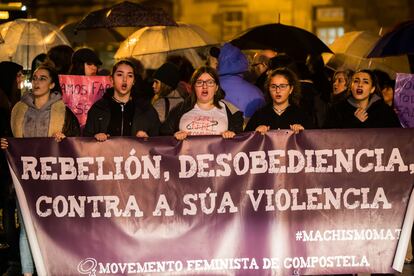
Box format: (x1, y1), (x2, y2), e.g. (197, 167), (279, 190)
(32, 76), (50, 82)
(269, 83), (290, 91)
(195, 79), (216, 87)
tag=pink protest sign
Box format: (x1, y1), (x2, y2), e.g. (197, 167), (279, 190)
(59, 75), (112, 127)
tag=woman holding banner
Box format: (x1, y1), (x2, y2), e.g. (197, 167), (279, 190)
(160, 66), (243, 140)
(1, 65), (80, 276)
(244, 67), (313, 134)
(83, 59), (160, 141)
(324, 69), (400, 128)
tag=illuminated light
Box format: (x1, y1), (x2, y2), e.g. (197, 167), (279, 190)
(8, 2), (23, 8)
(21, 5), (26, 11)
(0, 11), (9, 20)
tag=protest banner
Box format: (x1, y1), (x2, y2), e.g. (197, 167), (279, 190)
(5, 129), (414, 275)
(395, 73), (414, 128)
(59, 75), (112, 127)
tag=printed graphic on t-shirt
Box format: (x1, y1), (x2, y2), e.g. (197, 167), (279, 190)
(179, 103), (228, 136)
(185, 115), (219, 135)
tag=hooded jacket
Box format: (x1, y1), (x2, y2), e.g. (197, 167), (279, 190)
(218, 43), (265, 118)
(11, 92), (80, 138)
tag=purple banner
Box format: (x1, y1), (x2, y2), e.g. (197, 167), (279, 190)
(5, 129), (414, 275)
(395, 73), (414, 128)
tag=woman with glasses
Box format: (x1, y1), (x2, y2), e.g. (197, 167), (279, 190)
(245, 67), (313, 134)
(160, 66), (243, 140)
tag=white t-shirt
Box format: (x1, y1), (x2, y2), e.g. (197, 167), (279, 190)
(179, 101), (228, 135)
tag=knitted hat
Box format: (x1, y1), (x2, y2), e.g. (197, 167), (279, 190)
(153, 62), (180, 89)
(72, 48), (102, 66)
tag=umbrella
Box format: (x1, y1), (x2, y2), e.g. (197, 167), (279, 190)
(114, 22), (218, 69)
(229, 23), (332, 61)
(60, 21), (125, 47)
(367, 20), (414, 72)
(75, 1), (177, 30)
(0, 18), (70, 70)
(368, 20), (414, 57)
(323, 31), (410, 78)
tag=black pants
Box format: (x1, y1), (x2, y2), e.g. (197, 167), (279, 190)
(2, 194), (20, 266)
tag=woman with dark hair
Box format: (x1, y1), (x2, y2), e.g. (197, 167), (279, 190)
(69, 47), (102, 76)
(0, 61), (24, 276)
(160, 66), (243, 140)
(45, 45), (74, 74)
(324, 69), (400, 128)
(83, 59), (160, 140)
(245, 67), (313, 134)
(1, 65), (80, 276)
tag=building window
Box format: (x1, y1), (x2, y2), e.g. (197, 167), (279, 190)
(316, 26), (344, 45)
(314, 6), (345, 45)
(221, 10), (244, 41)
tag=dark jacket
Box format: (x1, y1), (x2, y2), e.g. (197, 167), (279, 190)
(245, 104), (314, 131)
(324, 95), (401, 129)
(83, 88), (160, 137)
(160, 99), (244, 136)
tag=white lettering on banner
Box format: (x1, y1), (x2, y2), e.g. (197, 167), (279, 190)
(283, 255), (369, 268)
(77, 256), (369, 275)
(21, 150), (162, 181)
(246, 187), (391, 212)
(20, 147), (414, 181)
(297, 228), (402, 242)
(36, 187), (390, 218)
(36, 195), (144, 218)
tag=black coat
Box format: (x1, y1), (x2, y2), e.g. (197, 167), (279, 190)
(324, 96), (401, 129)
(83, 89), (160, 137)
(245, 104), (314, 131)
(160, 99), (244, 136)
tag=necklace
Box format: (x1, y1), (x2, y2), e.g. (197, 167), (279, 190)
(112, 95), (130, 104)
(273, 104), (289, 115)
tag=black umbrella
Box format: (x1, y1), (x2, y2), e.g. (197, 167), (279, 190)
(75, 1), (177, 30)
(230, 23), (332, 61)
(61, 21), (125, 47)
(367, 20), (414, 72)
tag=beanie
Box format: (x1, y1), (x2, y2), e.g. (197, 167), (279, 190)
(72, 48), (102, 66)
(153, 62), (180, 89)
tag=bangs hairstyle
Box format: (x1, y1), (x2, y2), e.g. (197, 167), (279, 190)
(352, 69), (381, 98)
(189, 66), (225, 109)
(265, 67), (301, 106)
(112, 59), (137, 78)
(33, 65), (62, 94)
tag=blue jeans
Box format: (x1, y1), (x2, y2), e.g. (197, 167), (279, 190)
(17, 202), (34, 274)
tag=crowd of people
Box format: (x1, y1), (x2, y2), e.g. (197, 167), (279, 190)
(0, 41), (412, 275)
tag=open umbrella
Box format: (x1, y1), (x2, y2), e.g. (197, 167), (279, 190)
(229, 23), (332, 61)
(0, 18), (70, 70)
(115, 22), (218, 69)
(75, 1), (177, 30)
(60, 21), (125, 47)
(368, 20), (414, 57)
(367, 20), (414, 72)
(323, 31), (410, 78)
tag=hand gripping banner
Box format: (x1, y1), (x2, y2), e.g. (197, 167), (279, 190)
(5, 129), (414, 275)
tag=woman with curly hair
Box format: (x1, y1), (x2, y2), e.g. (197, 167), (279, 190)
(245, 67), (313, 134)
